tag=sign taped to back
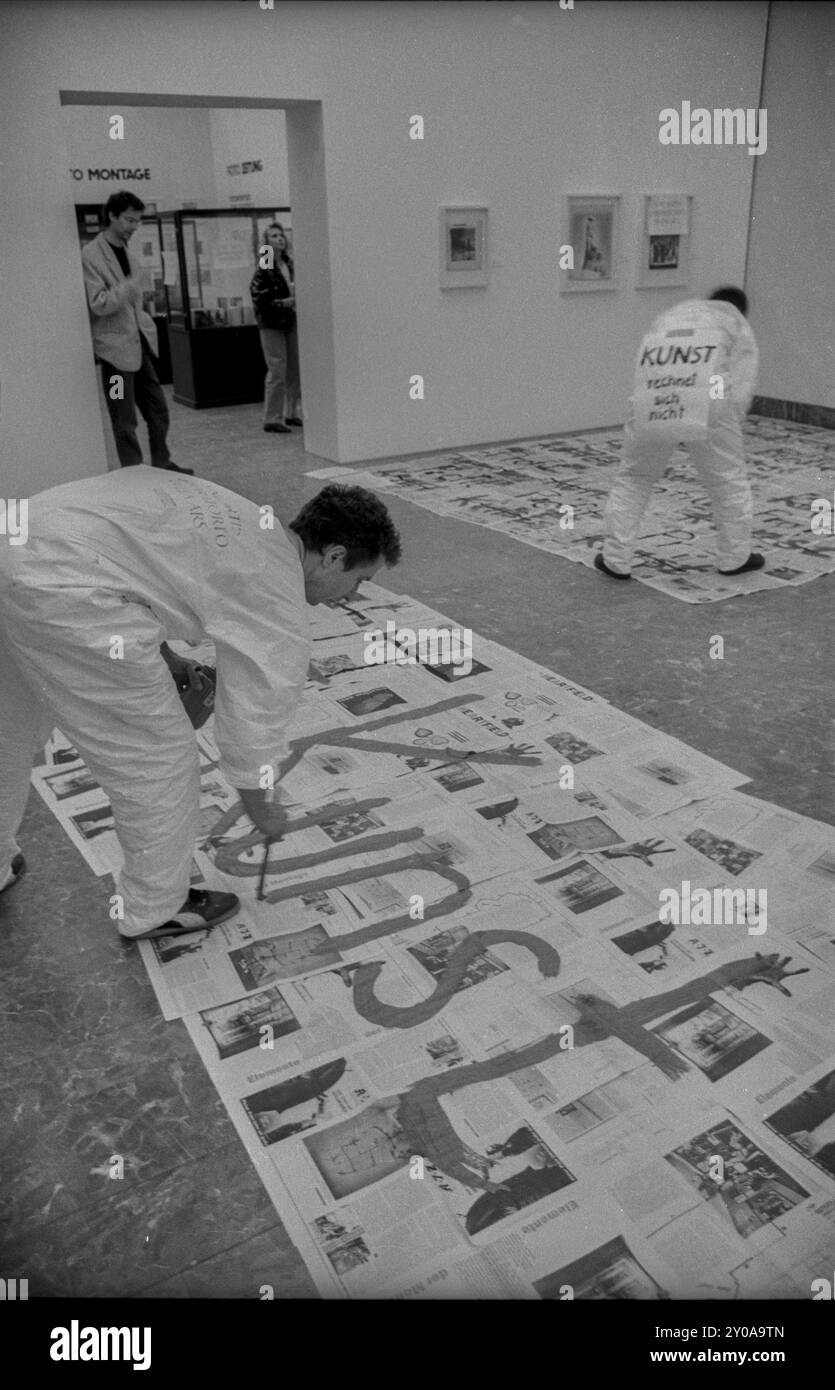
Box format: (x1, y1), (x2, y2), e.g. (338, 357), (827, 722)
(631, 327), (731, 442)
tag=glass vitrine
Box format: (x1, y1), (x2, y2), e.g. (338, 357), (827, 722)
(157, 207), (291, 407)
(132, 217), (165, 314)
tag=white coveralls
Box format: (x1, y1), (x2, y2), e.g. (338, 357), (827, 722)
(0, 467), (310, 936)
(602, 300), (759, 575)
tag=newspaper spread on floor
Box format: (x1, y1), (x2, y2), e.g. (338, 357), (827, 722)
(306, 417), (835, 604)
(33, 581), (835, 1300)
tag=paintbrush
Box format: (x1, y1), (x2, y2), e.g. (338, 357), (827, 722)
(257, 835), (274, 901)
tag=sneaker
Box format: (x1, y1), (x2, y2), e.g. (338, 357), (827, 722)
(264, 423), (292, 434)
(285, 417), (304, 427)
(718, 553), (765, 575)
(593, 552), (631, 580)
(162, 462), (195, 475)
(0, 852), (26, 895)
(121, 888), (240, 941)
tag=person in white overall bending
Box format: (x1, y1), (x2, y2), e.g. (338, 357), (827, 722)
(0, 472), (400, 940)
(596, 287), (761, 580)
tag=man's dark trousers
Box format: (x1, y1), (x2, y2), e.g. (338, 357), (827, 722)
(99, 339), (172, 468)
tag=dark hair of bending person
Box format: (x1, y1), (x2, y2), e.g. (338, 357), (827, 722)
(289, 484), (402, 568)
(710, 286), (749, 317)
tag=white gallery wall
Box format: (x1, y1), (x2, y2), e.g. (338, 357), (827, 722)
(746, 1), (835, 409)
(0, 0), (779, 494)
(209, 108), (290, 208)
(65, 105), (289, 211)
(64, 105), (215, 210)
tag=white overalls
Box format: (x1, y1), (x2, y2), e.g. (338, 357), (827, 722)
(602, 300), (759, 575)
(0, 467), (310, 935)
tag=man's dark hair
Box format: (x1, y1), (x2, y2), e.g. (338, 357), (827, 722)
(103, 191), (146, 225)
(710, 286), (748, 317)
(290, 484), (402, 568)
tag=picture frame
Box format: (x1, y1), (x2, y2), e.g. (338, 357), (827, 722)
(561, 195), (619, 292)
(636, 193), (693, 289)
(439, 205), (488, 288)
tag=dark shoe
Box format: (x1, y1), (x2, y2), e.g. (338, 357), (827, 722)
(285, 417), (304, 427)
(264, 423), (292, 434)
(0, 852), (26, 895)
(160, 462), (195, 475)
(121, 888), (240, 941)
(594, 552), (631, 580)
(718, 553), (765, 576)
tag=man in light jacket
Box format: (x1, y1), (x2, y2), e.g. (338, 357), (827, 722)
(82, 190), (191, 473)
(596, 287), (761, 579)
(0, 473), (401, 941)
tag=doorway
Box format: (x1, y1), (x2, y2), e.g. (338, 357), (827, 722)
(59, 91), (339, 460)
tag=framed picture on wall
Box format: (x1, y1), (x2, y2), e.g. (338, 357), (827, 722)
(636, 194), (693, 288)
(439, 206), (488, 288)
(561, 195), (619, 292)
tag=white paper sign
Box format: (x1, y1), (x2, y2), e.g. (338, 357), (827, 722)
(646, 195), (689, 236)
(212, 227), (254, 271)
(631, 327), (724, 441)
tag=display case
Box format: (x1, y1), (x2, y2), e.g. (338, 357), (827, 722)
(75, 204), (172, 384)
(159, 207), (292, 408)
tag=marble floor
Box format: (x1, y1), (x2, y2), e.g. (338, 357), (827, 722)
(1, 397), (832, 1297)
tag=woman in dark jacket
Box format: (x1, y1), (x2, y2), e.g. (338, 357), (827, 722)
(249, 223), (302, 434)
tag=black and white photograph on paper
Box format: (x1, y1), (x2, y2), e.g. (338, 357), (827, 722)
(562, 194), (619, 291)
(665, 1120), (810, 1238)
(765, 1069), (835, 1181)
(2, 0), (833, 1331)
(242, 1058), (372, 1147)
(649, 235), (680, 269)
(534, 1234), (670, 1300)
(439, 206), (488, 288)
(42, 765), (102, 801)
(650, 999), (771, 1082)
(535, 857), (624, 914)
(636, 193), (693, 288)
(69, 803), (116, 840)
(199, 985), (301, 1059)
